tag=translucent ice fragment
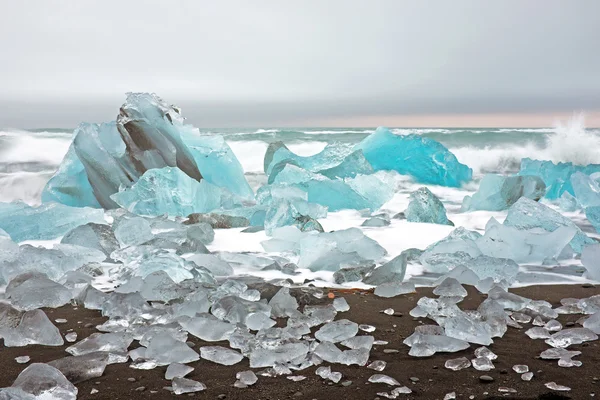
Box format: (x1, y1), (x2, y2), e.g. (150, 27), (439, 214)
(172, 377), (207, 394)
(364, 254), (408, 285)
(5, 273), (72, 311)
(10, 363), (77, 400)
(333, 297), (350, 312)
(165, 363), (194, 380)
(374, 282), (415, 298)
(433, 278), (468, 298)
(581, 244), (600, 281)
(545, 328), (598, 348)
(48, 352), (109, 384)
(405, 187), (453, 226)
(368, 374), (401, 386)
(200, 346), (244, 365)
(268, 287), (299, 318)
(462, 174), (545, 211)
(472, 357), (494, 371)
(544, 382), (571, 391)
(444, 357), (471, 371)
(61, 223), (118, 259)
(315, 319), (358, 343)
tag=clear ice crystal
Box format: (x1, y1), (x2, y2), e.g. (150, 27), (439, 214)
(545, 328), (598, 348)
(472, 357), (494, 371)
(544, 382), (571, 391)
(10, 363), (78, 400)
(374, 282), (415, 298)
(165, 363), (194, 380)
(199, 346), (244, 365)
(405, 187), (453, 226)
(368, 374), (401, 386)
(315, 319), (358, 343)
(444, 357), (471, 371)
(172, 377), (207, 394)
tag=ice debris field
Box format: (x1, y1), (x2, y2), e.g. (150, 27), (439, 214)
(0, 93), (599, 398)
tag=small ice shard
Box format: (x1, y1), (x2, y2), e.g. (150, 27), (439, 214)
(249, 342), (309, 368)
(287, 376), (306, 382)
(511, 312), (532, 324)
(333, 297), (350, 312)
(374, 282), (415, 298)
(503, 197), (593, 253)
(0, 306), (64, 347)
(498, 387), (517, 393)
(433, 278), (468, 298)
(165, 363), (194, 380)
(462, 174), (545, 212)
(111, 167), (245, 217)
(172, 377), (207, 394)
(364, 253), (408, 285)
(545, 328), (598, 348)
(200, 346), (244, 365)
(581, 244), (600, 281)
(359, 324), (376, 333)
(512, 364), (529, 373)
(558, 191), (579, 211)
(405, 334), (470, 357)
(525, 327), (551, 339)
(368, 374), (401, 386)
(66, 333), (132, 357)
(5, 273), (72, 311)
(544, 382), (571, 391)
(582, 312), (600, 334)
(472, 357), (494, 371)
(532, 316), (545, 326)
(316, 366), (343, 383)
(355, 127), (472, 187)
(474, 346), (497, 360)
(444, 392), (456, 400)
(236, 371), (258, 386)
(383, 308), (395, 315)
(48, 353), (109, 384)
(540, 348), (581, 360)
(521, 372), (534, 381)
(544, 320), (563, 332)
(0, 202), (104, 242)
(15, 356), (30, 364)
(10, 363), (78, 400)
(368, 360), (387, 371)
(315, 319), (358, 343)
(405, 187), (453, 226)
(268, 287), (299, 318)
(557, 357), (583, 367)
(61, 223), (118, 259)
(445, 357), (471, 371)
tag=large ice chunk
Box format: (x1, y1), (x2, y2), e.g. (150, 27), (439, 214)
(503, 197), (593, 253)
(6, 273), (72, 311)
(10, 363), (77, 400)
(582, 244), (600, 281)
(0, 305), (64, 347)
(518, 158), (600, 199)
(355, 127), (472, 187)
(405, 187), (453, 225)
(571, 172), (600, 208)
(111, 167), (244, 217)
(48, 353), (109, 384)
(0, 202), (104, 242)
(146, 333), (199, 365)
(462, 174), (546, 211)
(61, 222), (118, 259)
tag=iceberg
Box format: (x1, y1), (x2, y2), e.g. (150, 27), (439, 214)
(111, 167), (244, 217)
(42, 93), (252, 209)
(504, 197), (593, 253)
(0, 202), (105, 242)
(272, 164), (394, 211)
(518, 158), (600, 199)
(355, 127), (472, 187)
(462, 174), (546, 211)
(405, 187), (453, 225)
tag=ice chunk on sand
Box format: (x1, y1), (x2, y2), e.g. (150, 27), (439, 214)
(61, 222), (118, 259)
(10, 363), (77, 400)
(316, 366), (343, 383)
(66, 333), (132, 356)
(180, 315), (236, 342)
(462, 174), (545, 211)
(315, 319), (358, 343)
(5, 273), (72, 310)
(504, 197), (593, 253)
(333, 297), (350, 312)
(200, 346), (244, 365)
(146, 333), (199, 366)
(0, 305), (64, 347)
(368, 374), (401, 386)
(355, 127), (472, 187)
(0, 202), (104, 242)
(48, 353), (109, 384)
(364, 253), (407, 285)
(433, 278), (467, 298)
(268, 287), (299, 318)
(545, 328), (598, 348)
(374, 282), (415, 298)
(445, 357), (471, 371)
(172, 377), (207, 394)
(249, 342), (310, 368)
(582, 312), (600, 334)
(518, 158), (600, 199)
(111, 167), (244, 217)
(404, 333), (470, 357)
(405, 187), (453, 226)
(165, 363), (194, 380)
(236, 370), (258, 387)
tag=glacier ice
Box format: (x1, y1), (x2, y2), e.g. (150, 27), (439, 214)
(462, 174), (545, 211)
(355, 127), (472, 187)
(61, 222), (118, 259)
(579, 244), (600, 281)
(0, 202), (104, 242)
(5, 273), (72, 311)
(0, 305), (64, 347)
(503, 197), (593, 253)
(200, 346), (244, 365)
(165, 363), (194, 380)
(571, 171), (600, 208)
(315, 319), (358, 343)
(185, 212), (250, 229)
(519, 158), (600, 199)
(9, 363), (77, 400)
(405, 187), (453, 225)
(363, 253), (407, 285)
(172, 377), (207, 394)
(48, 353), (109, 384)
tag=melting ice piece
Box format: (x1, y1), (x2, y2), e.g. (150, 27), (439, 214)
(518, 158), (600, 199)
(364, 254), (408, 286)
(15, 356), (30, 364)
(405, 187), (453, 226)
(333, 297), (350, 312)
(0, 305), (64, 347)
(545, 328), (598, 348)
(5, 273), (72, 311)
(443, 314), (494, 346)
(272, 164), (395, 211)
(60, 222), (118, 260)
(10, 363), (77, 400)
(582, 312), (600, 334)
(474, 346), (497, 360)
(165, 364), (195, 380)
(374, 282), (415, 298)
(503, 197), (593, 253)
(462, 174), (545, 212)
(315, 319), (358, 343)
(472, 357), (494, 371)
(521, 372), (534, 381)
(433, 278), (468, 298)
(445, 357), (471, 371)
(0, 202), (105, 242)
(249, 342), (310, 368)
(512, 364), (529, 373)
(269, 287), (299, 318)
(581, 244), (600, 281)
(172, 377), (207, 394)
(264, 197), (326, 236)
(236, 370), (258, 386)
(570, 171), (600, 208)
(368, 360), (387, 371)
(476, 217), (576, 263)
(180, 315), (236, 342)
(368, 374), (401, 386)
(146, 333), (199, 366)
(200, 346), (244, 365)
(48, 353), (109, 384)
(111, 167), (244, 217)
(404, 333), (470, 357)
(525, 327), (551, 339)
(355, 127), (472, 187)
(66, 333), (132, 356)
(113, 216), (154, 247)
(544, 382), (571, 391)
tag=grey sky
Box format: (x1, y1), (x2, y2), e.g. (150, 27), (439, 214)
(1, 1), (599, 128)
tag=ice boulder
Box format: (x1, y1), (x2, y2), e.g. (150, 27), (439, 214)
(355, 127), (472, 187)
(272, 164), (394, 211)
(0, 202), (105, 242)
(111, 167), (244, 217)
(405, 187), (453, 226)
(5, 273), (72, 311)
(504, 197), (594, 253)
(571, 172), (600, 208)
(462, 174), (545, 212)
(519, 158), (600, 199)
(0, 304), (64, 347)
(43, 93), (252, 209)
(9, 363), (77, 400)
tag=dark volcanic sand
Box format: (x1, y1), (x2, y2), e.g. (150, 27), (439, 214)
(1, 285), (599, 400)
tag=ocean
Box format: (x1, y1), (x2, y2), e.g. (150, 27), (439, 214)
(2, 122), (599, 287)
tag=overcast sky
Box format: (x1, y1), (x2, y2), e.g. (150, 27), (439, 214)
(1, 1), (599, 128)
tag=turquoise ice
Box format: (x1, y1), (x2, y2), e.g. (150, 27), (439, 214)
(405, 187), (453, 225)
(462, 174), (546, 211)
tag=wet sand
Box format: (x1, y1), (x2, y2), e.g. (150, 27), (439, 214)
(1, 284), (599, 400)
